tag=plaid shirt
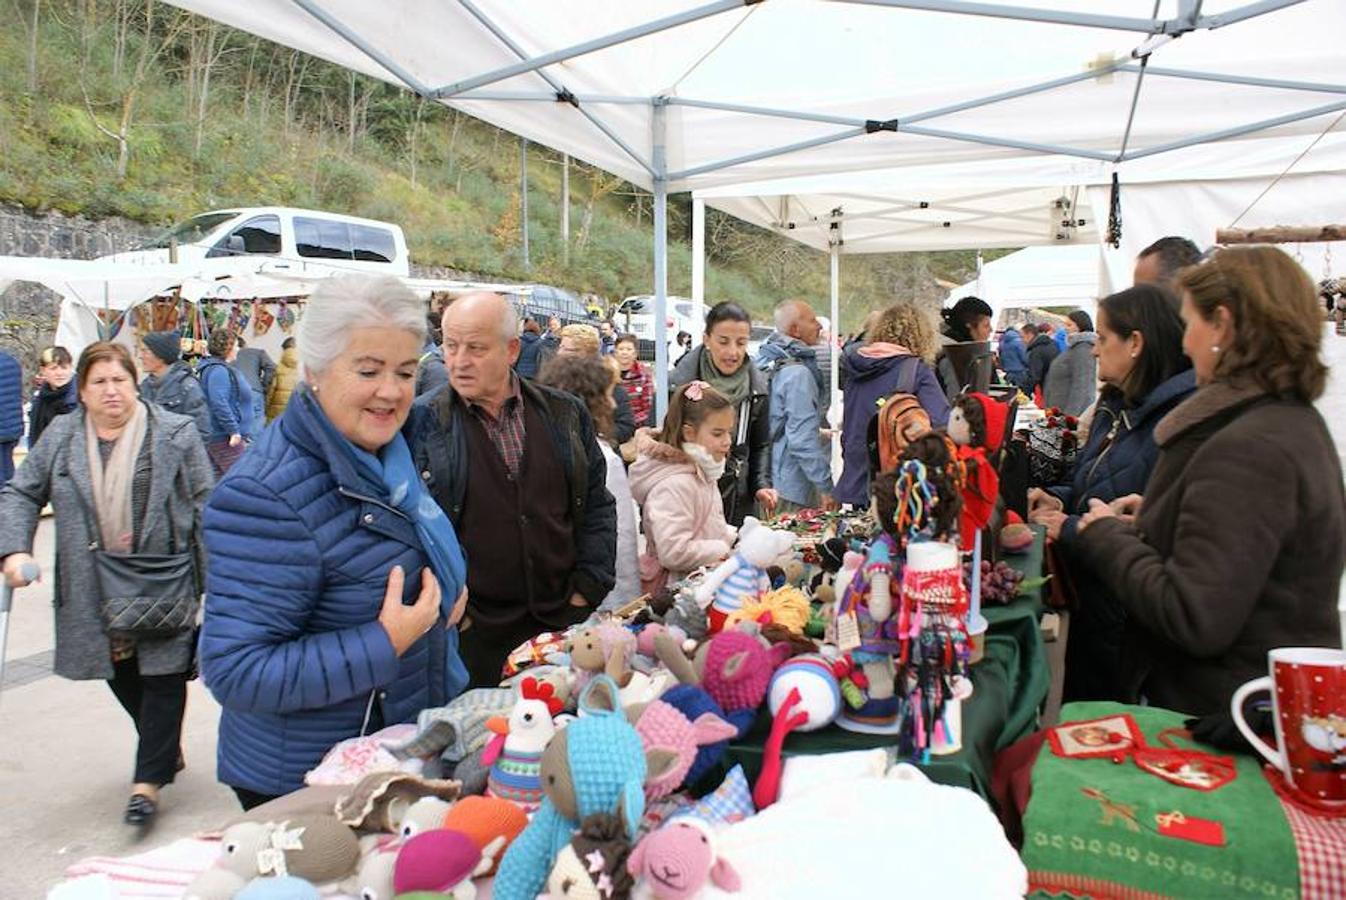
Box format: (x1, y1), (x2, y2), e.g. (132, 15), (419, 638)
(466, 375), (526, 476)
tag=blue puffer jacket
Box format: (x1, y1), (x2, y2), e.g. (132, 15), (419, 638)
(0, 350), (22, 441)
(201, 387), (460, 795)
(1051, 368), (1197, 546)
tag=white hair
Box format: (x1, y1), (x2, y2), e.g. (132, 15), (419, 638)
(774, 299), (804, 333)
(297, 274), (426, 378)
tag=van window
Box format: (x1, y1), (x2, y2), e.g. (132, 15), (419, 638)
(143, 211), (239, 250)
(206, 215), (281, 257)
(295, 217), (353, 260)
(351, 224), (397, 263)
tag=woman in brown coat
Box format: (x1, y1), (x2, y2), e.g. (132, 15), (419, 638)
(1073, 246), (1345, 716)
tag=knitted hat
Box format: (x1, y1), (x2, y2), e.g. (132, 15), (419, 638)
(143, 330), (181, 364)
(968, 392), (1010, 452)
(394, 829), (482, 895)
(441, 795), (529, 874)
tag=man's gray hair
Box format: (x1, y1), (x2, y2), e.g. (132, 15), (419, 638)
(773, 298), (805, 333)
(297, 274), (426, 377)
(498, 296), (520, 341)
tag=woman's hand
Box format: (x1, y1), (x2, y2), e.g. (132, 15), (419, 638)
(2, 553), (38, 588)
(378, 566), (441, 657)
(756, 488), (779, 516)
(1034, 510), (1068, 541)
(1077, 498), (1118, 533)
(1110, 494), (1144, 525)
(448, 586), (469, 626)
(228, 433), (243, 448)
(1028, 488), (1063, 515)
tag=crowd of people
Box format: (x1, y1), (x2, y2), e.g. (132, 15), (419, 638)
(0, 237), (1341, 834)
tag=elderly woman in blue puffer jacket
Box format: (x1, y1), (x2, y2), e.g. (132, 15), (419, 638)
(201, 275), (470, 809)
(1028, 284), (1195, 702)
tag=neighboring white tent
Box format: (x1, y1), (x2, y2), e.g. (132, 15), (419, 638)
(948, 245), (1104, 327)
(161, 0), (1346, 416)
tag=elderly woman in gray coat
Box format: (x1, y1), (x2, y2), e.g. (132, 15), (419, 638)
(1043, 310), (1099, 416)
(0, 342), (213, 828)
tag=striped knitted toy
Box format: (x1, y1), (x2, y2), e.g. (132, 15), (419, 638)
(492, 676), (652, 900)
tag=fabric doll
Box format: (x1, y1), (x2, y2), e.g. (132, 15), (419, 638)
(947, 392), (1009, 550)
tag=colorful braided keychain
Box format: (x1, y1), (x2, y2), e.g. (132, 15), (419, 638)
(894, 459), (937, 538)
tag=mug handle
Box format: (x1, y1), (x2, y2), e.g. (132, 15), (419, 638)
(1231, 676), (1284, 772)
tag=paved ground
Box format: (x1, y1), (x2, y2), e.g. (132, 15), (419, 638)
(3, 326), (1345, 898)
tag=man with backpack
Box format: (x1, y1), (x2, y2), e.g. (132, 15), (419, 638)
(756, 299), (835, 512)
(197, 328), (255, 478)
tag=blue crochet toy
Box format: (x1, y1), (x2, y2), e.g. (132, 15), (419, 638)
(492, 675), (662, 900)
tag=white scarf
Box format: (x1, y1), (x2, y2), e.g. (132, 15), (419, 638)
(681, 441), (726, 482)
(85, 401), (148, 553)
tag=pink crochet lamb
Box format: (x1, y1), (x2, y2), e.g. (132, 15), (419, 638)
(628, 817), (741, 899)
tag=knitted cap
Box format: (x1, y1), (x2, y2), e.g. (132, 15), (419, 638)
(394, 829), (481, 894)
(969, 392), (1010, 452)
(143, 330), (181, 364)
(440, 795), (528, 857)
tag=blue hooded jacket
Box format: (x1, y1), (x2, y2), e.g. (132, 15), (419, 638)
(201, 387), (465, 794)
(756, 333), (832, 506)
(997, 327), (1029, 386)
(197, 356), (256, 444)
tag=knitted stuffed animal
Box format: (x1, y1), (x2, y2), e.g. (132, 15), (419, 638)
(694, 517), (793, 633)
(629, 699), (738, 801)
(627, 818), (741, 900)
(492, 676), (678, 900)
(546, 813), (636, 900)
(567, 624), (638, 698)
(219, 816), (361, 884)
(653, 627), (792, 737)
(440, 795), (528, 876)
(394, 829), (484, 899)
(485, 676), (563, 811)
(657, 685), (734, 788)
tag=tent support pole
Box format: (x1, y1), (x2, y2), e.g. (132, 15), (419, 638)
(436, 0), (744, 97)
(452, 0), (658, 177)
(1121, 99), (1346, 161)
(667, 127), (867, 182)
(899, 124), (1116, 161)
(290, 0), (437, 95)
(692, 197), (706, 337)
(829, 234), (841, 481)
(1118, 65), (1346, 96)
(653, 101), (670, 423)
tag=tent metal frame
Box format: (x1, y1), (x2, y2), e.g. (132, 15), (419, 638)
(282, 0), (1328, 418)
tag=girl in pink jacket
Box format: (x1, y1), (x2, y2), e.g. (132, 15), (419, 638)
(629, 381), (737, 593)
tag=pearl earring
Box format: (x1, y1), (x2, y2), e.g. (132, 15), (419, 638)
(1211, 345), (1220, 354)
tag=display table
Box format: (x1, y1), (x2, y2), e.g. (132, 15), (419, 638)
(725, 528), (1049, 799)
(1023, 702), (1311, 900)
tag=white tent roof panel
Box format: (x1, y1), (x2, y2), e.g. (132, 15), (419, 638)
(164, 0), (1346, 192)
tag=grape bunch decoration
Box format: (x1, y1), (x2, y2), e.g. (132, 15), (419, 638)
(965, 558), (1026, 605)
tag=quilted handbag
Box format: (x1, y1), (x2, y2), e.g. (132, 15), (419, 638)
(70, 460), (198, 638)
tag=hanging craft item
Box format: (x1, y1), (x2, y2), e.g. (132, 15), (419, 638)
(1132, 729), (1237, 792)
(236, 299), (253, 333)
(205, 302), (229, 331)
(1049, 714), (1146, 761)
(277, 299), (297, 334)
(253, 302), (276, 336)
(150, 294), (180, 333)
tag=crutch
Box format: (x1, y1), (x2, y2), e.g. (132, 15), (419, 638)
(0, 562), (41, 701)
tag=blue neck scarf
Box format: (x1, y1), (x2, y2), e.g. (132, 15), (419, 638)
(310, 395), (469, 695)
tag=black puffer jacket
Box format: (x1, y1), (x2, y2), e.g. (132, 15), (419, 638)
(671, 346), (771, 526)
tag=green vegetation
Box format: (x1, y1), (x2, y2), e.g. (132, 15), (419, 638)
(0, 1), (1005, 329)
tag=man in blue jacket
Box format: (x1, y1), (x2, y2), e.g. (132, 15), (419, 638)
(757, 299), (835, 512)
(0, 348), (22, 486)
(197, 329), (255, 478)
(997, 323), (1029, 390)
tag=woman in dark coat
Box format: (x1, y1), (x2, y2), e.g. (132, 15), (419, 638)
(1072, 247), (1345, 716)
(28, 345), (78, 447)
(671, 301), (776, 524)
(1029, 286), (1195, 701)
(936, 296), (994, 401)
(1, 342), (213, 826)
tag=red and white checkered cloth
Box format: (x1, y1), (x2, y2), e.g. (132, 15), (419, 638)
(1264, 766), (1346, 900)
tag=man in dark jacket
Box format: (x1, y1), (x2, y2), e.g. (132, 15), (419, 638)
(0, 348), (22, 486)
(138, 330), (212, 441)
(514, 319), (546, 379)
(233, 336), (275, 439)
(409, 293), (616, 688)
(1023, 324), (1060, 397)
(997, 324), (1029, 389)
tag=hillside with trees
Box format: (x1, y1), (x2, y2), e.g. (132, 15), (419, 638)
(0, 0), (1001, 328)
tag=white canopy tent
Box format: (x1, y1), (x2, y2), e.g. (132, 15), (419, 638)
(947, 245), (1104, 326)
(162, 0), (1346, 416)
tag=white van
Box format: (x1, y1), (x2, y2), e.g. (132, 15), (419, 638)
(101, 207), (411, 277)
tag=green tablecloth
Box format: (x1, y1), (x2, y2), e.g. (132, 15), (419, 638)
(724, 528), (1050, 799)
(1023, 701), (1299, 900)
